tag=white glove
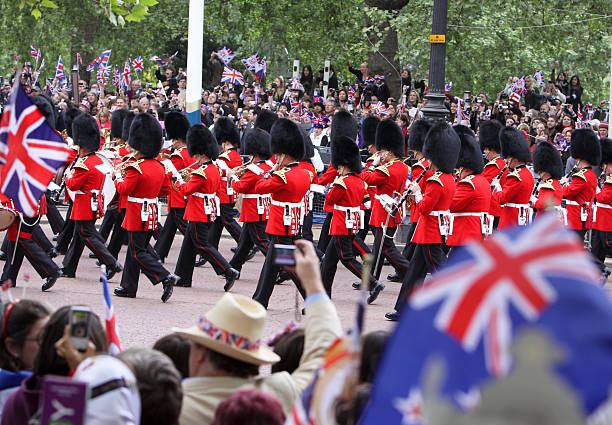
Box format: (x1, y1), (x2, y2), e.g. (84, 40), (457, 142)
(530, 195), (538, 204)
(414, 191), (423, 203)
(410, 182), (420, 194)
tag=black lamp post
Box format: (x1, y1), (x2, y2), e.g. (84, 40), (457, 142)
(421, 0), (449, 121)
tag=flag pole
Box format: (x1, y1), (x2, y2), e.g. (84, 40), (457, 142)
(185, 0), (204, 126)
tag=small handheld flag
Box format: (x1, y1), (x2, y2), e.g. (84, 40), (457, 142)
(131, 56), (144, 73)
(221, 66), (244, 86)
(55, 56), (65, 85)
(444, 81), (453, 93)
(215, 47), (235, 65)
(241, 53), (260, 71)
(150, 51), (178, 67)
(101, 265), (122, 355)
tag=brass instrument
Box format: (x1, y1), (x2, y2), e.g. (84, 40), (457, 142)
(229, 159), (253, 180)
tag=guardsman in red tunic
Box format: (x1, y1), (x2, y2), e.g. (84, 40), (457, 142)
(299, 136), (320, 247)
(60, 114), (121, 281)
(252, 119), (311, 308)
(208, 117), (243, 250)
(227, 128), (273, 274)
(320, 135), (384, 300)
(362, 120), (410, 285)
(154, 112), (194, 262)
(591, 138), (612, 276)
(171, 125), (240, 291)
(530, 141), (563, 220)
(113, 114), (180, 302)
(491, 127), (534, 230)
(447, 125), (491, 248)
(560, 128), (601, 240)
(478, 120), (505, 230)
(387, 122), (460, 321)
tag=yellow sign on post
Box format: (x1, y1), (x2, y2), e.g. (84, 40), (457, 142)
(429, 34), (446, 43)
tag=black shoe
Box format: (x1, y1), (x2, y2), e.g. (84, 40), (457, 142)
(58, 268), (75, 278)
(47, 248), (58, 259)
(161, 274), (179, 302)
(385, 311), (400, 321)
(367, 281), (385, 304)
(387, 272), (403, 282)
(274, 270), (291, 285)
(52, 236), (58, 242)
(245, 248), (257, 262)
(223, 268), (240, 292)
(174, 280), (192, 287)
(231, 247), (238, 253)
(0, 252), (6, 261)
(114, 287), (136, 298)
(194, 257), (207, 267)
(89, 252), (96, 259)
(383, 258), (391, 266)
(41, 276), (58, 292)
(352, 281), (362, 290)
(95, 260), (101, 266)
(106, 263), (123, 280)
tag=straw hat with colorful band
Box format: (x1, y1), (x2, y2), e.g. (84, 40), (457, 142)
(172, 293), (280, 365)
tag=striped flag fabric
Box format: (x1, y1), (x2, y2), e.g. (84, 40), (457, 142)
(150, 51), (178, 67)
(122, 60), (131, 88)
(101, 265), (122, 355)
(131, 56), (144, 72)
(221, 66), (245, 86)
(55, 56), (65, 85)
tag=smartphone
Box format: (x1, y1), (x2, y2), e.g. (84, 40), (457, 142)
(273, 244), (296, 266)
(70, 306), (91, 351)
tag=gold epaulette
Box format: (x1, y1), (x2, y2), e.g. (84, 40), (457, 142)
(126, 159), (144, 174)
(459, 174), (475, 189)
(540, 179), (555, 190)
(191, 166), (208, 179)
(273, 168), (289, 184)
(414, 158), (427, 170)
(366, 155), (376, 164)
(307, 170), (314, 183)
(375, 164), (390, 177)
(332, 176), (347, 190)
(573, 169), (587, 181)
(218, 152), (230, 161)
(73, 157), (89, 171)
(507, 169), (521, 181)
(427, 171), (443, 186)
(486, 158), (502, 169)
(170, 148), (184, 159)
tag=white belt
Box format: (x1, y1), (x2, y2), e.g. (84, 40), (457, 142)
(503, 203), (529, 209)
(449, 212), (488, 235)
(192, 192), (216, 199)
(333, 205), (361, 213)
(221, 177), (228, 181)
(429, 210), (451, 216)
(429, 210), (451, 236)
(593, 202), (612, 222)
(565, 200), (581, 206)
(75, 190), (99, 195)
(128, 196), (157, 204)
(503, 203), (530, 226)
(271, 199), (303, 208)
(243, 194), (271, 199)
(334, 205), (364, 230)
(452, 212), (482, 217)
(310, 184), (325, 194)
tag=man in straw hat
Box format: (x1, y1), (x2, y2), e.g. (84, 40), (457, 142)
(174, 239), (342, 425)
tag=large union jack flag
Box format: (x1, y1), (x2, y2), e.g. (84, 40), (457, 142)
(361, 214), (612, 424)
(0, 80), (73, 217)
(221, 66), (244, 86)
(131, 56), (144, 73)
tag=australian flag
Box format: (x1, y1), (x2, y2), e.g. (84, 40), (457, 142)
(0, 79), (73, 217)
(361, 214), (612, 424)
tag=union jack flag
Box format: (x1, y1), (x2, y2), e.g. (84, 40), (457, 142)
(290, 100), (303, 115)
(215, 47), (235, 65)
(0, 79), (73, 217)
(30, 45), (40, 62)
(373, 101), (388, 116)
(444, 81), (453, 93)
(122, 60), (131, 88)
(347, 86), (355, 103)
(361, 214), (611, 424)
(312, 95), (323, 104)
(149, 51), (177, 67)
(112, 66), (121, 87)
(86, 49), (112, 72)
(96, 68), (105, 85)
(101, 265), (122, 355)
(131, 56), (144, 72)
(511, 76), (526, 97)
(254, 56), (267, 81)
(220, 66), (244, 86)
(241, 53), (260, 71)
(311, 113), (329, 128)
(55, 56), (65, 85)
(576, 105), (585, 128)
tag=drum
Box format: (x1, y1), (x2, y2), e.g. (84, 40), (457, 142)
(0, 205), (17, 231)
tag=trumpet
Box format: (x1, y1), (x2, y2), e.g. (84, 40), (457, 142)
(229, 159), (253, 179)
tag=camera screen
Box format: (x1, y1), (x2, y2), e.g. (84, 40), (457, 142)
(274, 244), (296, 266)
(71, 311), (89, 338)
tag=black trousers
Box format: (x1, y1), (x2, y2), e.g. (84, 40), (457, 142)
(62, 220), (117, 275)
(253, 234), (305, 309)
(99, 208), (119, 242)
(119, 231), (170, 294)
(394, 243), (447, 311)
(55, 204), (74, 254)
(208, 203), (242, 249)
(175, 221), (231, 285)
(302, 211), (315, 242)
(31, 224), (53, 254)
(107, 210), (128, 259)
(1, 237), (59, 283)
(401, 221), (418, 263)
(319, 211), (371, 259)
(371, 226), (410, 280)
(356, 209), (374, 241)
(591, 229), (612, 271)
(45, 194), (64, 235)
(321, 235), (377, 297)
(229, 221), (269, 271)
(154, 207), (188, 261)
(317, 213), (332, 253)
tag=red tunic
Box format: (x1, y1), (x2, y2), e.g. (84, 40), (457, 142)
(318, 164), (338, 213)
(562, 167), (597, 230)
(481, 156), (507, 217)
(447, 174), (491, 246)
(179, 161), (221, 223)
(254, 163), (311, 236)
(411, 172), (456, 244)
(492, 165), (534, 229)
(533, 179), (562, 218)
(65, 153), (105, 221)
(231, 161), (273, 222)
(324, 174), (367, 235)
(216, 148), (243, 204)
(594, 176), (612, 231)
(408, 158), (432, 224)
(165, 146), (195, 209)
(362, 159), (409, 228)
(115, 159), (171, 231)
(299, 161), (317, 215)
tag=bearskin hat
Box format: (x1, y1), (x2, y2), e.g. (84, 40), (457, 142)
(500, 126), (531, 163)
(332, 136), (362, 173)
(453, 125), (484, 174)
(478, 119), (503, 152)
(270, 118), (304, 160)
(214, 117), (240, 147)
(375, 119), (405, 158)
(242, 128), (272, 159)
(30, 95), (56, 130)
(423, 122), (460, 174)
(64, 107), (83, 138)
(330, 110), (358, 145)
(361, 116), (380, 147)
(128, 113), (163, 159)
(302, 128), (315, 161)
(164, 111), (190, 141)
(186, 124), (219, 160)
(122, 111), (136, 142)
(110, 109), (128, 140)
(408, 119), (431, 153)
(600, 138), (612, 165)
(533, 141), (563, 180)
(571, 128), (601, 165)
(72, 114), (100, 151)
(254, 109), (278, 134)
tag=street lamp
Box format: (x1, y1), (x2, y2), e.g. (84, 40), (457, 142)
(421, 0), (449, 121)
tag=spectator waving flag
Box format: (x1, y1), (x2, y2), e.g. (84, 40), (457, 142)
(55, 56), (65, 85)
(131, 56), (144, 73)
(444, 81), (453, 93)
(29, 45), (40, 62)
(101, 265), (122, 355)
(122, 60), (131, 88)
(215, 47), (235, 65)
(360, 214), (612, 425)
(86, 49), (112, 72)
(221, 66), (244, 86)
(254, 57), (267, 81)
(241, 53), (260, 71)
(149, 51), (178, 67)
(0, 79), (73, 217)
